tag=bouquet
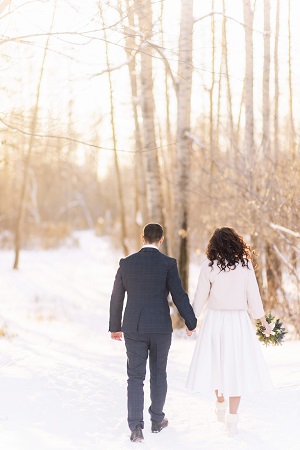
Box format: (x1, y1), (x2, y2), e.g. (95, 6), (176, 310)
(256, 312), (287, 346)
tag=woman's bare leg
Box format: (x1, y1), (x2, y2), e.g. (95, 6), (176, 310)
(215, 390), (225, 403)
(214, 390), (226, 422)
(229, 396), (241, 414)
(226, 397), (240, 436)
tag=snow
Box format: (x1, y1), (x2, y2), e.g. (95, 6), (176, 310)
(0, 231), (300, 450)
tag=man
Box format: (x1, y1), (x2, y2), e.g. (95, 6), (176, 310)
(109, 223), (197, 443)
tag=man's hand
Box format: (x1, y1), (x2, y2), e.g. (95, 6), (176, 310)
(111, 331), (122, 341)
(186, 327), (196, 337)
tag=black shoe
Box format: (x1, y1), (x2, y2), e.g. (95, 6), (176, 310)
(130, 425), (144, 442)
(151, 417), (168, 433)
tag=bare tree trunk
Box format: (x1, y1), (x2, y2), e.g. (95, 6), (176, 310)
(209, 0), (215, 168)
(161, 0), (175, 255)
(263, 0), (280, 305)
(216, 56), (222, 153)
(237, 78), (245, 141)
(263, 0), (270, 157)
(243, 0), (263, 293)
(208, 0), (216, 225)
(274, 0), (280, 161)
(287, 1), (297, 268)
(157, 119), (172, 240)
(101, 4), (129, 256)
(265, 242), (282, 310)
(222, 0), (235, 154)
(243, 0), (254, 167)
(13, 1), (56, 269)
(135, 0), (166, 248)
(123, 0), (148, 230)
(0, 0), (12, 15)
(288, 0), (295, 158)
(174, 0), (194, 294)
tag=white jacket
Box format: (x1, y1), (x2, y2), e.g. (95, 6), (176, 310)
(193, 259), (265, 319)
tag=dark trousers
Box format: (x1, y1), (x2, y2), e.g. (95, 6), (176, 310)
(124, 332), (172, 431)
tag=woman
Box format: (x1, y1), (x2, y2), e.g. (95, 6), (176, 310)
(186, 227), (273, 436)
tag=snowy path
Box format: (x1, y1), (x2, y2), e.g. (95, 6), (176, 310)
(0, 232), (300, 450)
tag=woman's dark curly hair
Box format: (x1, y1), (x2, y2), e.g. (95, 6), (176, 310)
(206, 227), (254, 271)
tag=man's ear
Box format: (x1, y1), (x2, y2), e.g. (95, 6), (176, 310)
(160, 236), (165, 245)
(141, 234), (145, 244)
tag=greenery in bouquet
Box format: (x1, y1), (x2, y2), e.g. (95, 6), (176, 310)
(256, 312), (287, 346)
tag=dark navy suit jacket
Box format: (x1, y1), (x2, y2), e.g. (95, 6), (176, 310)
(109, 247), (197, 333)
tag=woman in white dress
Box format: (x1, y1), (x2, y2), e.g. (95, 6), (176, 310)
(186, 227), (273, 436)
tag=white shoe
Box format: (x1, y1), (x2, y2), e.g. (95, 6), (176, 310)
(215, 400), (226, 422)
(226, 413), (239, 437)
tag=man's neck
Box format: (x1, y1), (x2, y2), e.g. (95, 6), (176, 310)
(142, 243), (159, 249)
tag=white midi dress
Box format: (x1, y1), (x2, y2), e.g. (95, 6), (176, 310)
(186, 260), (273, 397)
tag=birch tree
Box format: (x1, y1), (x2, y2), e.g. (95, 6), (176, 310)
(160, 0), (175, 255)
(122, 0), (148, 228)
(263, 0), (281, 309)
(288, 0), (295, 157)
(262, 0), (270, 157)
(135, 0), (166, 241)
(209, 0), (215, 167)
(243, 0), (264, 293)
(13, 1), (57, 269)
(221, 0), (235, 154)
(243, 0), (254, 167)
(274, 0), (280, 160)
(100, 3), (129, 256)
(174, 0), (194, 292)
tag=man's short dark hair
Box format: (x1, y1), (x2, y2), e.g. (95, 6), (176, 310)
(143, 223), (164, 243)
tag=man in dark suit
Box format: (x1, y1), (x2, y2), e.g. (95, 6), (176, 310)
(109, 223), (197, 443)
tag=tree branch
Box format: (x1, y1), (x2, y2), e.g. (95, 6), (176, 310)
(273, 244), (300, 280)
(0, 0), (41, 20)
(90, 41), (143, 78)
(193, 11), (264, 34)
(0, 117), (181, 155)
(274, 229), (300, 255)
(147, 41), (178, 95)
(0, 0), (12, 15)
(270, 222), (300, 239)
(184, 131), (205, 149)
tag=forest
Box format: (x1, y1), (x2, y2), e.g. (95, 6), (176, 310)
(0, 0), (299, 333)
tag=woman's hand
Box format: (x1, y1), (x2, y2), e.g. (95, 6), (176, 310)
(186, 327), (196, 336)
(262, 323), (273, 335)
(259, 317), (273, 335)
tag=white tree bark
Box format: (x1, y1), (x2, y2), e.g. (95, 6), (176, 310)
(288, 0), (295, 157)
(263, 0), (270, 156)
(243, 0), (254, 167)
(210, 0), (215, 165)
(174, 0), (194, 291)
(222, 0), (235, 152)
(243, 0), (264, 293)
(274, 0), (280, 160)
(135, 1), (165, 229)
(123, 0), (148, 228)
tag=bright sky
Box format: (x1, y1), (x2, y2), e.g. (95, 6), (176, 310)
(1, 0), (300, 176)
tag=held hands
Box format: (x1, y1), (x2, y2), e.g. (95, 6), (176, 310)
(111, 331), (122, 341)
(186, 327), (196, 337)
